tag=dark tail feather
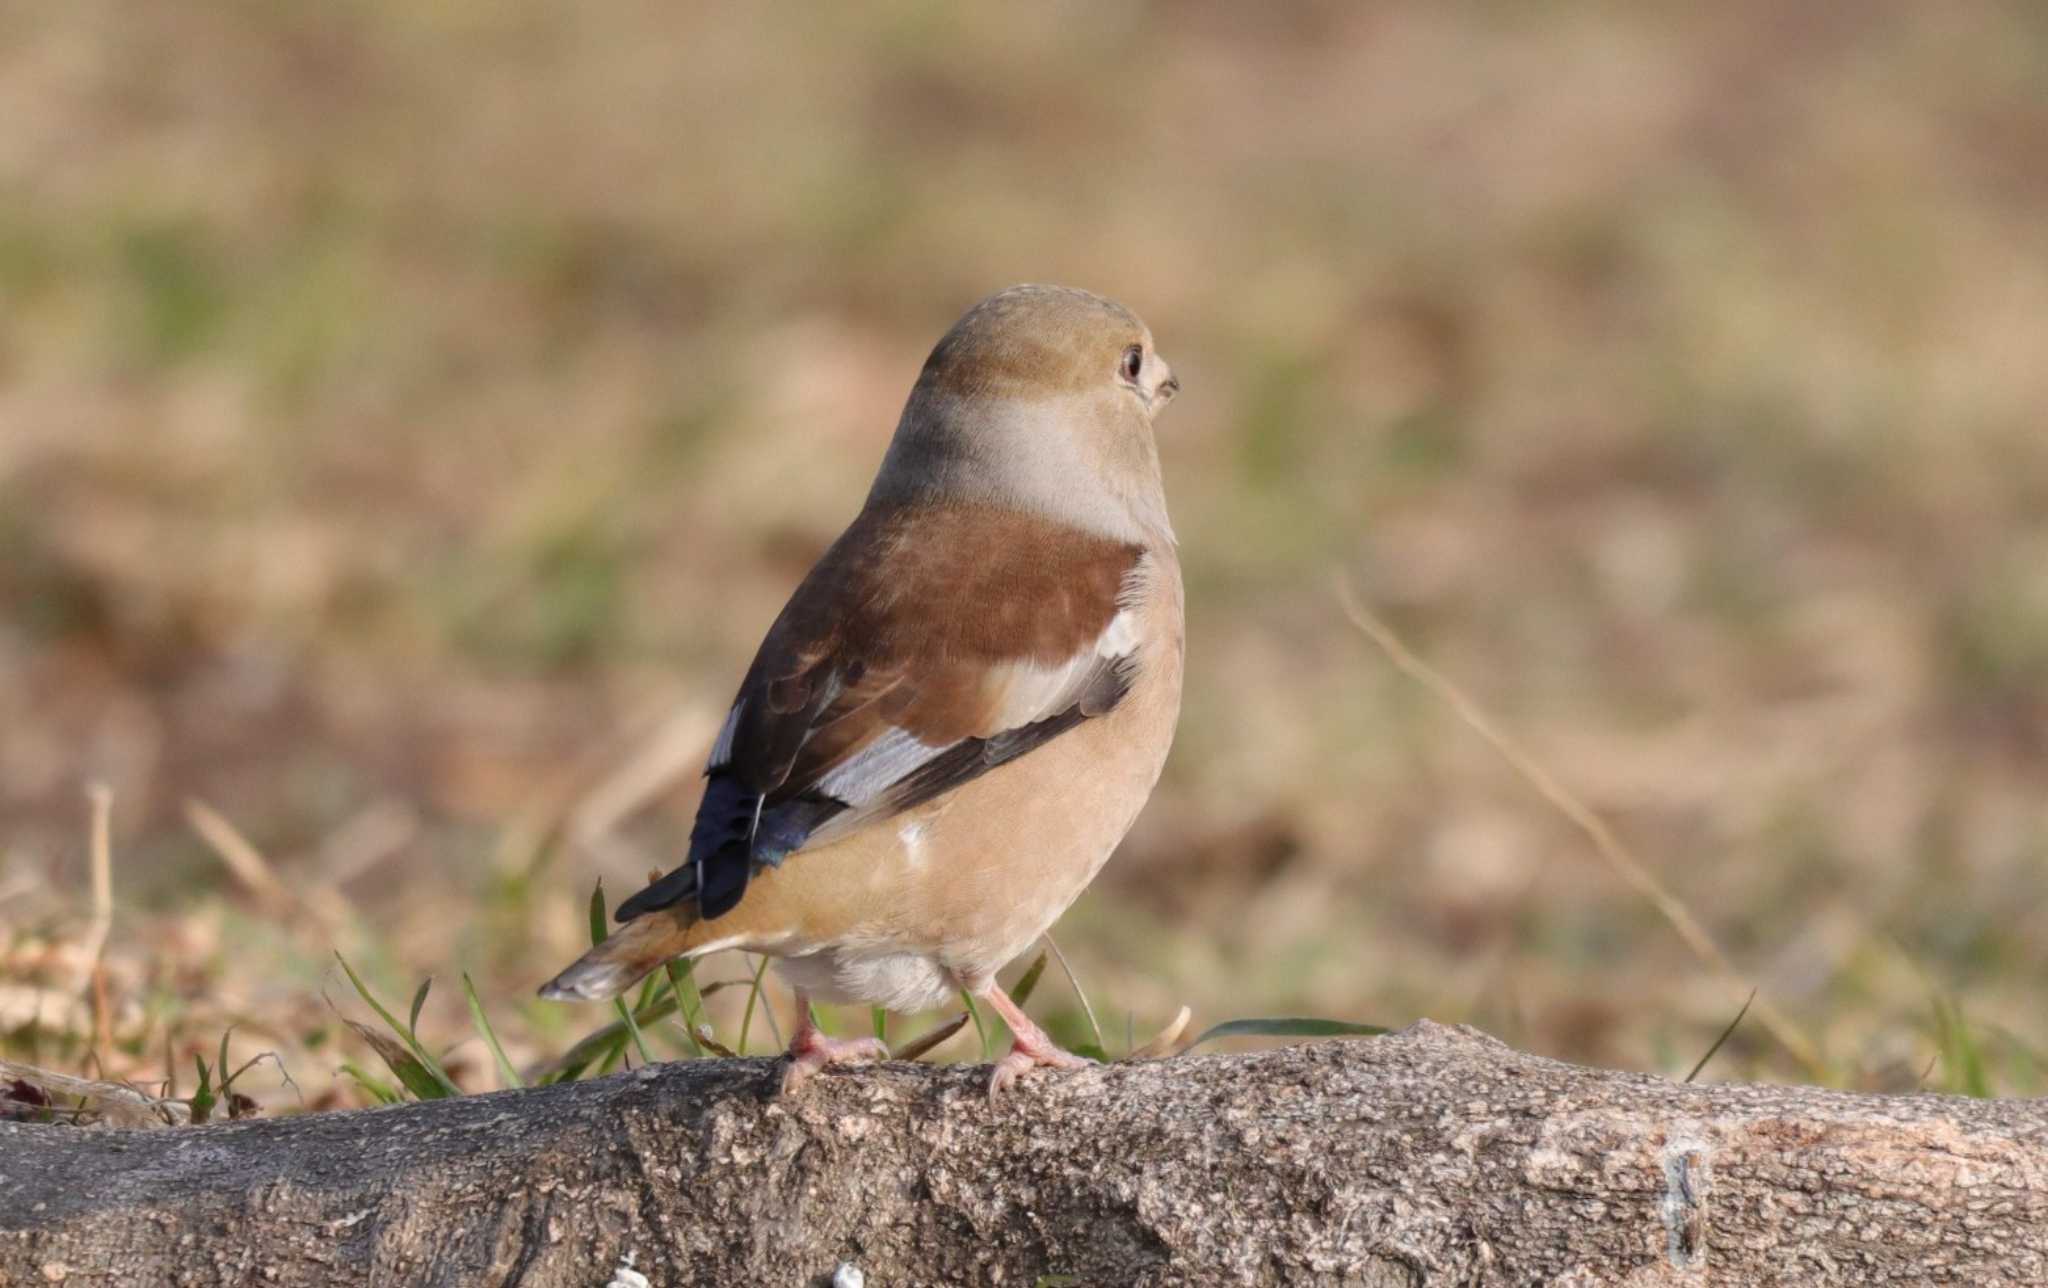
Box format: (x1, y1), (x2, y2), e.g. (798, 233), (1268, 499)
(614, 861), (700, 922)
(617, 772), (840, 924)
(612, 840), (752, 922)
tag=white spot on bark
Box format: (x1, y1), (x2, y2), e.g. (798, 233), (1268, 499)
(606, 1251), (651, 1288)
(323, 1208), (373, 1233)
(1661, 1135), (1710, 1269)
(832, 1263), (866, 1288)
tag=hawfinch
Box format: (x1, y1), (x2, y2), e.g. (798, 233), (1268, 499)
(540, 284), (1183, 1096)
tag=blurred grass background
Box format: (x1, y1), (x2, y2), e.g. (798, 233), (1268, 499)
(6, 1), (2048, 1109)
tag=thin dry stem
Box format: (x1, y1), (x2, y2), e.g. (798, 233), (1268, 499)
(81, 784), (115, 1070)
(185, 798), (355, 933)
(1041, 932), (1105, 1051)
(1129, 1004), (1193, 1059)
(186, 798), (292, 906)
(1337, 577), (1823, 1076)
(75, 786), (113, 971)
(893, 1012), (972, 1062)
(90, 968), (112, 1075)
(0, 1056), (185, 1127)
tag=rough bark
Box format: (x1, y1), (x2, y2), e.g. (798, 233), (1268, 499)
(3, 1021), (2045, 1286)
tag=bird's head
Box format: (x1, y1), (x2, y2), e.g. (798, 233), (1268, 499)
(914, 283), (1179, 416)
(877, 284), (1180, 541)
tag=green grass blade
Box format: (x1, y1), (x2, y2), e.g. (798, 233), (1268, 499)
(1934, 994), (1991, 1098)
(737, 954), (772, 1055)
(546, 1033), (625, 1084)
(1010, 951), (1049, 1009)
(340, 1062), (401, 1105)
(461, 972), (523, 1089)
(871, 1006), (888, 1042)
(334, 952), (462, 1097)
(534, 996), (679, 1082)
(588, 881), (608, 945)
(613, 997), (653, 1067)
(408, 978), (432, 1037)
(345, 1019), (457, 1100)
(894, 1011), (969, 1062)
(189, 1055), (216, 1124)
(1184, 1017), (1390, 1051)
(961, 991), (991, 1061)
(1685, 989), (1755, 1083)
(633, 967), (663, 1016)
(664, 959), (705, 1057)
(1041, 934), (1103, 1052)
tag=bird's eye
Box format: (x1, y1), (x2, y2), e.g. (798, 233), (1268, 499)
(1120, 344), (1143, 382)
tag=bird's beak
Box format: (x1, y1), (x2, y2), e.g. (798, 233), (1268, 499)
(1152, 359), (1181, 409)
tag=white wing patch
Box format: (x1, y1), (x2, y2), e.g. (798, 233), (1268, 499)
(977, 607), (1145, 730)
(708, 700), (743, 768)
(1096, 605), (1143, 659)
(816, 727), (957, 805)
(800, 598), (1146, 847)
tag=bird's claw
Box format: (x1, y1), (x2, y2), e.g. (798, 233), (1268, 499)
(986, 1041), (1094, 1102)
(779, 1033), (890, 1095)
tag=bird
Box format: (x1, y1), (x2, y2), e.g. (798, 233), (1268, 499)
(539, 284), (1183, 1097)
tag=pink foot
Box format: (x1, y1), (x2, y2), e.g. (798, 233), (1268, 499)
(780, 1029), (890, 1094)
(976, 980), (1095, 1100)
(988, 1033), (1094, 1101)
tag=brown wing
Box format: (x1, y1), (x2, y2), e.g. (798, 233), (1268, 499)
(613, 502), (1147, 922)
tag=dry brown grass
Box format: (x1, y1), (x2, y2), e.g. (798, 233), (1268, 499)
(6, 2), (2048, 1111)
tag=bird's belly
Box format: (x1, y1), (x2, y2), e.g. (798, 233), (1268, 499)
(908, 652), (1180, 985)
(772, 946), (958, 1014)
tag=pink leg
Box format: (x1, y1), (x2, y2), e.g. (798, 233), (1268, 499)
(780, 989), (890, 1094)
(978, 982), (1094, 1101)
